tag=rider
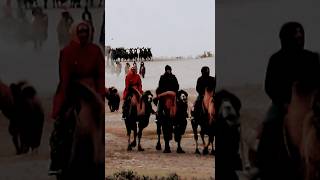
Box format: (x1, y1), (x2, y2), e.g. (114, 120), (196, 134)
(155, 65), (179, 120)
(263, 22), (320, 126)
(257, 22), (320, 179)
(192, 66), (216, 120)
(49, 21), (105, 175)
(122, 66), (143, 120)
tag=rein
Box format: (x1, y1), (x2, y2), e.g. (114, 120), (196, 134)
(283, 124), (293, 159)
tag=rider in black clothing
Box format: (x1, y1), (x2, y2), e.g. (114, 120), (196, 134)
(155, 65), (179, 120)
(192, 66), (216, 120)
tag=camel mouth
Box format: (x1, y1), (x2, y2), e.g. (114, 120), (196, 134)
(179, 93), (188, 103)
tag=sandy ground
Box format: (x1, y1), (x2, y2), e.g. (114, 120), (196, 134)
(105, 88), (215, 179)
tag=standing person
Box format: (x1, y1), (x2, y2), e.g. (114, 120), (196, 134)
(192, 66), (216, 120)
(133, 61), (137, 70)
(121, 66), (143, 120)
(31, 7), (48, 50)
(81, 6), (94, 42)
(139, 61), (146, 78)
(81, 5), (92, 22)
(125, 62), (130, 74)
(57, 9), (74, 49)
(48, 21), (105, 175)
(257, 22), (320, 180)
(155, 65), (179, 120)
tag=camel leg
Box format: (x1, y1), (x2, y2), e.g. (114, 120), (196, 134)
(176, 137), (185, 154)
(126, 123), (132, 151)
(163, 140), (171, 153)
(162, 120), (172, 153)
(137, 127), (144, 151)
(156, 121), (162, 150)
(127, 133), (132, 151)
(201, 131), (209, 155)
(210, 136), (215, 155)
(174, 125), (185, 154)
(130, 124), (137, 148)
(192, 120), (200, 154)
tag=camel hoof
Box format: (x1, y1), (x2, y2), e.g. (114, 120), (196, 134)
(156, 142), (162, 150)
(138, 145), (145, 151)
(130, 141), (137, 148)
(211, 149), (216, 156)
(195, 149), (201, 154)
(177, 147), (185, 154)
(127, 145), (132, 151)
(203, 148), (209, 155)
(163, 148), (171, 153)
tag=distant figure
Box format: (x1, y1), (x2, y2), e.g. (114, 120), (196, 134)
(115, 61), (122, 77)
(133, 61), (137, 70)
(125, 62), (130, 74)
(81, 6), (92, 22)
(31, 7), (48, 50)
(57, 9), (73, 49)
(81, 6), (94, 42)
(139, 62), (146, 78)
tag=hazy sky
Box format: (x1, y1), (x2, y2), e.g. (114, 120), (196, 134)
(106, 0), (215, 57)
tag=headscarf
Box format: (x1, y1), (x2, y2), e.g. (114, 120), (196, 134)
(279, 22), (304, 50)
(69, 21), (93, 44)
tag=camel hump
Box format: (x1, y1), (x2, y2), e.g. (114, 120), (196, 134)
(158, 91), (176, 98)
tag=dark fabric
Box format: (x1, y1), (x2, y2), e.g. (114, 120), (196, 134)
(196, 75), (216, 95)
(265, 49), (320, 105)
(156, 72), (179, 95)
